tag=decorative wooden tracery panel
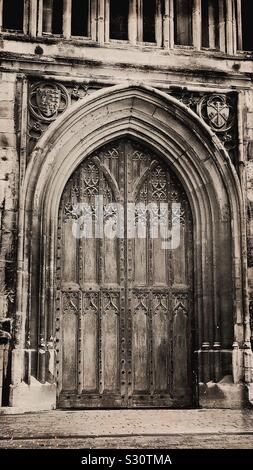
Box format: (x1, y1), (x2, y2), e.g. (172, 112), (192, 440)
(56, 139), (193, 408)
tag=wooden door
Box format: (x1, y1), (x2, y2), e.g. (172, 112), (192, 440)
(56, 139), (193, 408)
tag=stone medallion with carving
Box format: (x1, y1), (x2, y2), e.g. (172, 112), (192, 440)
(197, 94), (234, 133)
(29, 82), (70, 122)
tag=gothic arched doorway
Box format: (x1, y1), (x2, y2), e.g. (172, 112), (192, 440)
(12, 83), (247, 411)
(56, 138), (194, 408)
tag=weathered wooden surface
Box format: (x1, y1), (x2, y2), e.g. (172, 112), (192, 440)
(57, 139), (193, 408)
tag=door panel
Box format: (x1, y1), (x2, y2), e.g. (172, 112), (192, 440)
(57, 138), (193, 408)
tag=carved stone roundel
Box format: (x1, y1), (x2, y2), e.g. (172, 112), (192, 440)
(29, 82), (71, 122)
(197, 94), (234, 133)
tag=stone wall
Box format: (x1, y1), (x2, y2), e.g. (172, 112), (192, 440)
(0, 72), (19, 405)
(0, 72), (18, 324)
(0, 34), (252, 407)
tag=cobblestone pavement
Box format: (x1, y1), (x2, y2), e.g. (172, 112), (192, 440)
(0, 410), (253, 449)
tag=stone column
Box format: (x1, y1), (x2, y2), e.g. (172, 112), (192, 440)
(218, 0), (226, 52)
(23, 0), (30, 34)
(137, 0), (143, 43)
(232, 0), (238, 53)
(208, 0), (216, 49)
(156, 0), (163, 47)
(63, 0), (72, 39)
(163, 0), (170, 48)
(37, 0), (43, 36)
(168, 0), (174, 48)
(90, 0), (97, 41)
(193, 0), (201, 50)
(226, 0), (234, 54)
(129, 0), (138, 44)
(236, 0), (242, 50)
(98, 0), (106, 44)
(29, 0), (38, 37)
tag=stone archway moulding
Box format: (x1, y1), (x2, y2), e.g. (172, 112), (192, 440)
(11, 83), (252, 409)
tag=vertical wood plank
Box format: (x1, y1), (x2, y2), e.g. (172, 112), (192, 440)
(132, 290), (149, 394)
(63, 0), (71, 38)
(153, 238), (167, 285)
(134, 238), (147, 286)
(62, 312), (78, 390)
(102, 308), (119, 391)
(153, 311), (168, 392)
(172, 305), (189, 397)
(104, 238), (118, 284)
(83, 236), (97, 284)
(63, 220), (77, 283)
(83, 311), (98, 391)
(133, 310), (148, 391)
(172, 226), (187, 285)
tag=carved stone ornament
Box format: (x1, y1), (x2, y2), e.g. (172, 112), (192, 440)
(169, 89), (237, 162)
(197, 94), (234, 133)
(29, 82), (71, 122)
(62, 292), (79, 315)
(0, 319), (12, 344)
(28, 81), (91, 155)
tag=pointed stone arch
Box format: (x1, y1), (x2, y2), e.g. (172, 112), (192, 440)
(11, 83), (251, 409)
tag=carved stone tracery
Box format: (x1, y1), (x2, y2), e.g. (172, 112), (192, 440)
(169, 90), (237, 161)
(28, 81), (93, 154)
(27, 81), (238, 165)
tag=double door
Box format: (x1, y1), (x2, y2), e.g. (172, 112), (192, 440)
(56, 138), (193, 408)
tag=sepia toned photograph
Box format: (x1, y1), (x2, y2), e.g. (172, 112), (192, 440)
(0, 0), (253, 463)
